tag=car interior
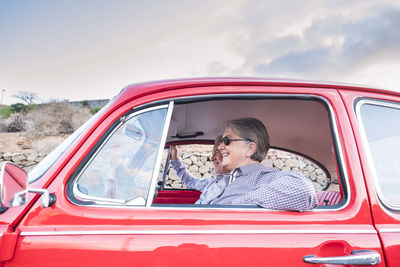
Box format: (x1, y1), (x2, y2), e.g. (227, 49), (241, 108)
(153, 96), (346, 208)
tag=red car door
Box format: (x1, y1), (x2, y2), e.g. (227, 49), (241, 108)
(341, 89), (400, 267)
(4, 80), (386, 266)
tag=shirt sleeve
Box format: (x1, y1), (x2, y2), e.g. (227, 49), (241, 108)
(231, 171), (318, 212)
(170, 159), (214, 192)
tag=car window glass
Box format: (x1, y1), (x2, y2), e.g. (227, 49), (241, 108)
(74, 107), (167, 205)
(359, 101), (400, 208)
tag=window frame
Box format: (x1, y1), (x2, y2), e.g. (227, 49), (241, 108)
(67, 102), (174, 207)
(166, 93), (349, 211)
(67, 93), (349, 211)
(355, 97), (400, 211)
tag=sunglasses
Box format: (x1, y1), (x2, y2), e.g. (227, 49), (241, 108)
(221, 136), (252, 146)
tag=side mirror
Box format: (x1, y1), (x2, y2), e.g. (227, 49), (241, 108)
(0, 162), (28, 211)
(0, 162), (56, 212)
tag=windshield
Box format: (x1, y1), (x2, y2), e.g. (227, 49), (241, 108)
(28, 101), (110, 183)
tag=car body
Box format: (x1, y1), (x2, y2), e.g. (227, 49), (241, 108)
(0, 77), (399, 266)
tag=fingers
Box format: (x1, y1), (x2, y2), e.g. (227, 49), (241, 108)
(170, 145), (178, 161)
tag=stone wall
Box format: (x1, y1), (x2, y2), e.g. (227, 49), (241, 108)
(0, 151), (45, 172)
(159, 147), (339, 191)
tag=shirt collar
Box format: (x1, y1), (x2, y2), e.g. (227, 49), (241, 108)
(233, 163), (264, 176)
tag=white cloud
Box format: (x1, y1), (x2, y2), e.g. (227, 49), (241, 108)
(1, 0), (400, 105)
(233, 1), (400, 89)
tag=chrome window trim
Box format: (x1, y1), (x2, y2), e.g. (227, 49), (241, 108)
(355, 98), (400, 211)
(20, 228), (377, 236)
(146, 101), (174, 207)
(53, 204), (337, 211)
(315, 94), (350, 211)
(70, 93), (349, 212)
(0, 161), (6, 201)
(163, 93), (350, 211)
(71, 104), (169, 205)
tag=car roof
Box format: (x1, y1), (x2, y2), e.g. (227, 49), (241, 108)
(113, 77), (400, 107)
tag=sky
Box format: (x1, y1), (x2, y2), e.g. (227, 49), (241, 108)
(1, 0), (400, 105)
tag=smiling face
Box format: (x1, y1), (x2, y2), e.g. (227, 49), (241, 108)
(210, 143), (225, 174)
(218, 127), (258, 171)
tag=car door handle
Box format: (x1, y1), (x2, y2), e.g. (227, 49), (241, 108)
(303, 250), (381, 265)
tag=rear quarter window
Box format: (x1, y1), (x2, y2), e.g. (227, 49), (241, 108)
(357, 99), (400, 210)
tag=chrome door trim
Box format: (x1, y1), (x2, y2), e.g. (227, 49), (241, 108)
(20, 228), (377, 236)
(379, 228), (400, 233)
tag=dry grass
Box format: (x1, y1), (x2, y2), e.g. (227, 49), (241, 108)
(1, 102), (91, 154)
(24, 102), (92, 139)
(30, 136), (67, 155)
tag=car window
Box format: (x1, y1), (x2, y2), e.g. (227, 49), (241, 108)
(357, 99), (400, 209)
(72, 106), (168, 205)
(155, 97), (346, 209)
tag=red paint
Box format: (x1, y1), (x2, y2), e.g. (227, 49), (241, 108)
(0, 229), (19, 262)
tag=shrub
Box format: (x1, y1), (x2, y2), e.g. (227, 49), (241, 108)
(0, 106), (12, 118)
(10, 103), (28, 113)
(81, 100), (90, 108)
(90, 106), (102, 114)
(6, 113), (26, 132)
(27, 104), (38, 112)
(24, 102), (92, 139)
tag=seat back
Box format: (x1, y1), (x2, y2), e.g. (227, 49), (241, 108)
(316, 190), (341, 206)
(153, 190), (201, 204)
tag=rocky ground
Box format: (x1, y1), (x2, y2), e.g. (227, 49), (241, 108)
(0, 132), (65, 172)
(0, 132), (29, 152)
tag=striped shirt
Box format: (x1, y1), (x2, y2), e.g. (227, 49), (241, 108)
(171, 159), (317, 211)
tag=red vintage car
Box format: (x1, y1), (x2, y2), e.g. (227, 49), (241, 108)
(0, 78), (399, 266)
